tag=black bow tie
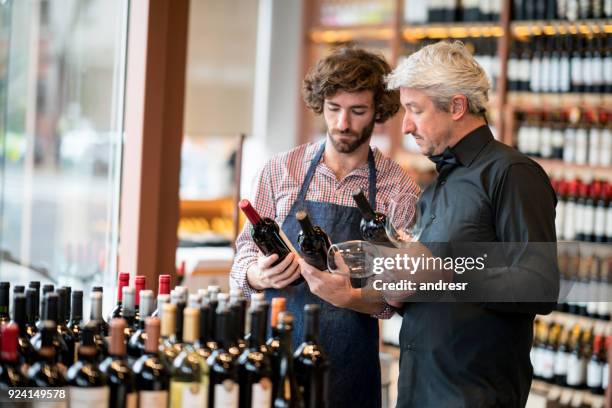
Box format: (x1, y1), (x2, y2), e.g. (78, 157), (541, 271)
(428, 148), (459, 174)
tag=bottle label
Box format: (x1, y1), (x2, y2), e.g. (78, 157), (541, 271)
(214, 380), (239, 408)
(603, 363), (609, 389)
(560, 57), (571, 92)
(554, 351), (569, 376)
(530, 58), (541, 92)
(583, 204), (595, 235)
(587, 361), (603, 388)
(541, 349), (555, 379)
(595, 206), (606, 236)
(563, 201), (576, 240)
(566, 355), (586, 386)
(571, 57), (583, 85)
(139, 390), (168, 408)
(170, 380), (207, 407)
(606, 205), (612, 238)
(69, 386), (109, 408)
(251, 378), (273, 408)
(556, 200), (566, 240)
(520, 58), (531, 82)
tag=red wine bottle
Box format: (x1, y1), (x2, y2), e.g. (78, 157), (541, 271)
(352, 188), (392, 245)
(239, 199), (303, 286)
(101, 318), (138, 408)
(273, 312), (301, 408)
(133, 317), (170, 407)
(25, 287), (39, 338)
(111, 272), (130, 320)
(28, 321), (67, 387)
(134, 275), (146, 323)
(294, 305), (329, 408)
(296, 211), (332, 271)
(128, 289), (155, 361)
(11, 293), (35, 367)
(0, 322), (32, 387)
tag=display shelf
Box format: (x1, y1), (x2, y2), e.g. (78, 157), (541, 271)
(511, 19), (612, 38)
(403, 22), (503, 41)
(507, 92), (612, 109)
(309, 25), (395, 44)
(531, 158), (612, 178)
(539, 310), (612, 332)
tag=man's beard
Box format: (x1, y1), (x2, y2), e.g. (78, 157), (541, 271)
(328, 119), (376, 154)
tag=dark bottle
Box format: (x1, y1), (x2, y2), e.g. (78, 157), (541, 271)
(273, 312), (302, 408)
(0, 281), (9, 325)
(62, 286), (72, 325)
(267, 297), (286, 401)
(36, 284), (54, 330)
(121, 286), (137, 339)
(13, 285), (24, 294)
(170, 307), (208, 406)
(27, 281), (40, 325)
(196, 299), (216, 357)
(89, 291), (109, 359)
(207, 286), (220, 347)
(513, 0), (525, 20)
(553, 326), (571, 386)
(230, 289), (248, 356)
(67, 290), (83, 342)
(10, 293), (35, 367)
(152, 274), (171, 317)
(296, 210), (332, 271)
(133, 317), (170, 408)
(239, 199), (303, 286)
(352, 188), (392, 245)
(134, 275), (146, 323)
(0, 322), (31, 387)
(207, 298), (240, 408)
(128, 289), (155, 361)
(30, 293), (71, 368)
(294, 305), (329, 408)
(571, 35), (585, 93)
(100, 318), (137, 408)
(25, 287), (38, 338)
(519, 38), (533, 91)
(66, 322), (109, 406)
(110, 272), (130, 320)
(56, 287), (76, 366)
(172, 290), (187, 351)
(27, 321), (67, 386)
(238, 306), (272, 408)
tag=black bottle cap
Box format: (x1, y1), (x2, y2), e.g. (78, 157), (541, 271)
(71, 291), (83, 321)
(26, 288), (38, 322)
(12, 293), (26, 327)
(13, 285), (25, 294)
(43, 293), (59, 323)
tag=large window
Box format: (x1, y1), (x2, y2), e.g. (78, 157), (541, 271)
(0, 0), (128, 296)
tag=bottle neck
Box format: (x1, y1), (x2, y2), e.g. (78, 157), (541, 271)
(353, 190), (375, 221)
(249, 309), (265, 348)
(304, 312), (319, 343)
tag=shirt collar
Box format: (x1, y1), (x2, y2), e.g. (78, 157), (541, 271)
(449, 125), (493, 167)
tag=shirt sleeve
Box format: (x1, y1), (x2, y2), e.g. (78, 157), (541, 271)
(230, 160), (278, 297)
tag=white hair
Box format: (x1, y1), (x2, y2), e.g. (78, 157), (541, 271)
(386, 41), (490, 115)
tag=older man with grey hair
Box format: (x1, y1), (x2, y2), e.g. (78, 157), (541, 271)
(385, 41), (558, 407)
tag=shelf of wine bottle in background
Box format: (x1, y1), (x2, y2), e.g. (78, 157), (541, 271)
(514, 108), (612, 167)
(0, 277), (330, 408)
(404, 0), (502, 24)
(530, 312), (610, 407)
(507, 31), (611, 95)
(317, 0), (395, 27)
(512, 0), (612, 21)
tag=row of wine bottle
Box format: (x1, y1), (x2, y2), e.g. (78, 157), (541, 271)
(531, 317), (610, 399)
(552, 178), (612, 243)
(0, 277), (329, 408)
(515, 109), (612, 166)
(318, 0), (395, 27)
(403, 0), (502, 24)
(507, 34), (612, 94)
(513, 0), (612, 21)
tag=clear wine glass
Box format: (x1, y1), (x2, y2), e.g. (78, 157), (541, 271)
(326, 240), (380, 283)
(385, 193), (422, 248)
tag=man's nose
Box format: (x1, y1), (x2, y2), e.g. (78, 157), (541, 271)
(402, 114), (416, 135)
(337, 110), (350, 131)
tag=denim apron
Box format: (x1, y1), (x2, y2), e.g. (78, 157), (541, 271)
(265, 142), (381, 408)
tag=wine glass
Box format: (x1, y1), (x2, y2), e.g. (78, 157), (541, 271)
(385, 193), (422, 248)
(326, 240), (380, 287)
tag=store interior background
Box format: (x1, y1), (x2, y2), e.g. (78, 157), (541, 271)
(0, 0), (610, 406)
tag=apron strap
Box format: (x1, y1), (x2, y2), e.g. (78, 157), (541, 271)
(296, 141), (378, 207)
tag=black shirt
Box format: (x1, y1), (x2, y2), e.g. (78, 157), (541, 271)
(397, 125), (558, 408)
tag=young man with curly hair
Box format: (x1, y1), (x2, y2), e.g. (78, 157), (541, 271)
(230, 47), (420, 407)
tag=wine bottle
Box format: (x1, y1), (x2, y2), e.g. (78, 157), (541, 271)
(153, 294), (170, 319)
(352, 188), (392, 245)
(566, 324), (587, 389)
(62, 286), (72, 325)
(296, 210), (332, 271)
(0, 281), (9, 325)
(66, 322), (110, 407)
(0, 322), (31, 387)
(28, 281), (40, 330)
(195, 300), (215, 360)
(172, 290), (187, 351)
(13, 285), (24, 294)
(128, 289), (155, 362)
(170, 307), (209, 407)
(100, 318), (137, 408)
(134, 275), (146, 323)
(207, 300), (240, 408)
(88, 291), (109, 360)
(134, 317), (170, 408)
(230, 289), (247, 356)
(239, 199), (302, 286)
(111, 272), (130, 320)
(151, 274), (171, 318)
(30, 293), (71, 368)
(56, 287), (76, 366)
(541, 322), (560, 383)
(273, 312), (302, 408)
(11, 293), (35, 367)
(28, 321), (67, 387)
(121, 286), (137, 339)
(267, 297), (286, 401)
(587, 334), (606, 395)
(294, 305), (329, 408)
(161, 302), (181, 364)
(238, 306), (272, 408)
(554, 326), (571, 386)
(25, 287), (38, 338)
(68, 290), (83, 342)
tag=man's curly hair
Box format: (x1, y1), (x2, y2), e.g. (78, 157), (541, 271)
(302, 47), (400, 124)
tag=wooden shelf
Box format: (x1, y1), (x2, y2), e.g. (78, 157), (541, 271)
(309, 24), (395, 44)
(403, 22), (503, 41)
(539, 311), (612, 333)
(511, 19), (612, 38)
(507, 92), (612, 108)
(531, 158), (612, 178)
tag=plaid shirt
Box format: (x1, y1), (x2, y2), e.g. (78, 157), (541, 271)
(230, 140), (421, 318)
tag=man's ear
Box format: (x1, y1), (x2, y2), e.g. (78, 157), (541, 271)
(450, 95), (468, 120)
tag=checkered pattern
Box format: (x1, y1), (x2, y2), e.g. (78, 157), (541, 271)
(230, 140), (421, 318)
